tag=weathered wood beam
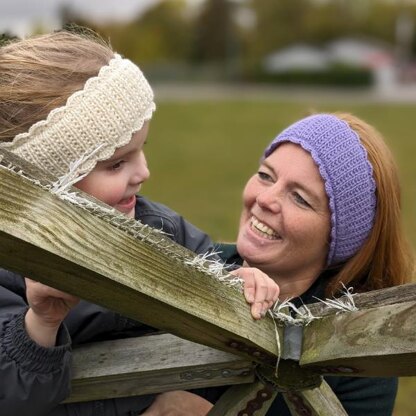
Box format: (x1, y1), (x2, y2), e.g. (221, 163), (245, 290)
(0, 157), (280, 364)
(207, 381), (278, 416)
(68, 334), (325, 404)
(67, 333), (254, 403)
(301, 301), (416, 376)
(283, 380), (347, 416)
(301, 283), (416, 318)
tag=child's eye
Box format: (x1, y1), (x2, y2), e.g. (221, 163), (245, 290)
(257, 171), (272, 182)
(109, 160), (125, 171)
(293, 192), (311, 208)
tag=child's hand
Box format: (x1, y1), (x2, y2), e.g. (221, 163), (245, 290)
(230, 267), (280, 320)
(24, 278), (79, 347)
(142, 391), (213, 416)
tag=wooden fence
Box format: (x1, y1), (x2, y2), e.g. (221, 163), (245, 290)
(0, 148), (415, 415)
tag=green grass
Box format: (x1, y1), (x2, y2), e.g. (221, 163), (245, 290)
(144, 100), (415, 248)
(141, 100), (416, 416)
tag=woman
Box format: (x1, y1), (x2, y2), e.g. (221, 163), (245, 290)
(147, 112), (414, 415)
(220, 112), (414, 415)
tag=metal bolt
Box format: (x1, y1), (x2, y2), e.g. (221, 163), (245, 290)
(338, 367), (355, 373)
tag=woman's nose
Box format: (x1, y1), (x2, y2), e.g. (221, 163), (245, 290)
(256, 186), (281, 213)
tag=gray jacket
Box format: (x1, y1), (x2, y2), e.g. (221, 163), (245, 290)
(0, 196), (213, 416)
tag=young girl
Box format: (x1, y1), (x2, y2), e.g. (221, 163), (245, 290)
(0, 30), (279, 415)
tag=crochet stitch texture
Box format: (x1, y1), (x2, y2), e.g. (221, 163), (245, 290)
(263, 114), (377, 266)
(0, 54), (156, 179)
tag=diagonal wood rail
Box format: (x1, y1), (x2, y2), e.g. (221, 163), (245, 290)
(1, 148), (415, 415)
(0, 152), (280, 365)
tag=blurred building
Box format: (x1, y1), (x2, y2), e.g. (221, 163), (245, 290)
(264, 44), (329, 73)
(263, 37), (396, 90)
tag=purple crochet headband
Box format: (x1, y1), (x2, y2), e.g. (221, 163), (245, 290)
(263, 114), (377, 266)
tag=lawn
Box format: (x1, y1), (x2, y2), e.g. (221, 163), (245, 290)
(142, 99), (416, 416)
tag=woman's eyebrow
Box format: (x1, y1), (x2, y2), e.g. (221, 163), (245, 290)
(261, 159), (275, 172)
(292, 180), (322, 203)
(263, 159), (325, 206)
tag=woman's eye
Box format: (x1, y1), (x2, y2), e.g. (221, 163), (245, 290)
(293, 192), (311, 208)
(258, 171), (272, 181)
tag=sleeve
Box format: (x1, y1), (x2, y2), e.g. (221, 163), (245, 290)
(325, 375), (398, 416)
(170, 213), (214, 255)
(136, 196), (214, 255)
(0, 269), (72, 416)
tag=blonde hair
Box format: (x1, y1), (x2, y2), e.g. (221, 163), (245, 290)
(0, 29), (114, 142)
(327, 112), (414, 295)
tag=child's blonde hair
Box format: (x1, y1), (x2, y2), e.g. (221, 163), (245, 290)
(0, 30), (114, 142)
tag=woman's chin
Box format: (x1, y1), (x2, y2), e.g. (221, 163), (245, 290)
(237, 241), (267, 265)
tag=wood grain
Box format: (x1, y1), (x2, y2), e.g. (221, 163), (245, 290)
(68, 333), (254, 402)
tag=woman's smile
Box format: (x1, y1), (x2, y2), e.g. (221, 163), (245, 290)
(250, 216), (279, 240)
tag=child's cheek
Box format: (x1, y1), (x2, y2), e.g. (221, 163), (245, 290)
(95, 181), (126, 208)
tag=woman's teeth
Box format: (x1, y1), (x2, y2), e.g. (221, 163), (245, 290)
(250, 216), (278, 240)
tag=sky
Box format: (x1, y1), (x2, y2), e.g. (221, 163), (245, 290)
(0, 0), (162, 37)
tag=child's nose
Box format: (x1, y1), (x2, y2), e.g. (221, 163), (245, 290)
(131, 152), (150, 184)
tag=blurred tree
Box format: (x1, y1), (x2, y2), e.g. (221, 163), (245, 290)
(301, 1), (396, 45)
(59, 5), (102, 34)
(106, 0), (192, 65)
(58, 1), (192, 66)
(244, 0), (416, 71)
(55, 0), (415, 79)
(247, 0), (314, 64)
(305, 1), (356, 43)
(360, 2), (399, 43)
(0, 32), (19, 45)
(191, 0), (236, 64)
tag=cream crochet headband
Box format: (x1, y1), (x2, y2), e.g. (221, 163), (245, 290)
(0, 54), (156, 179)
